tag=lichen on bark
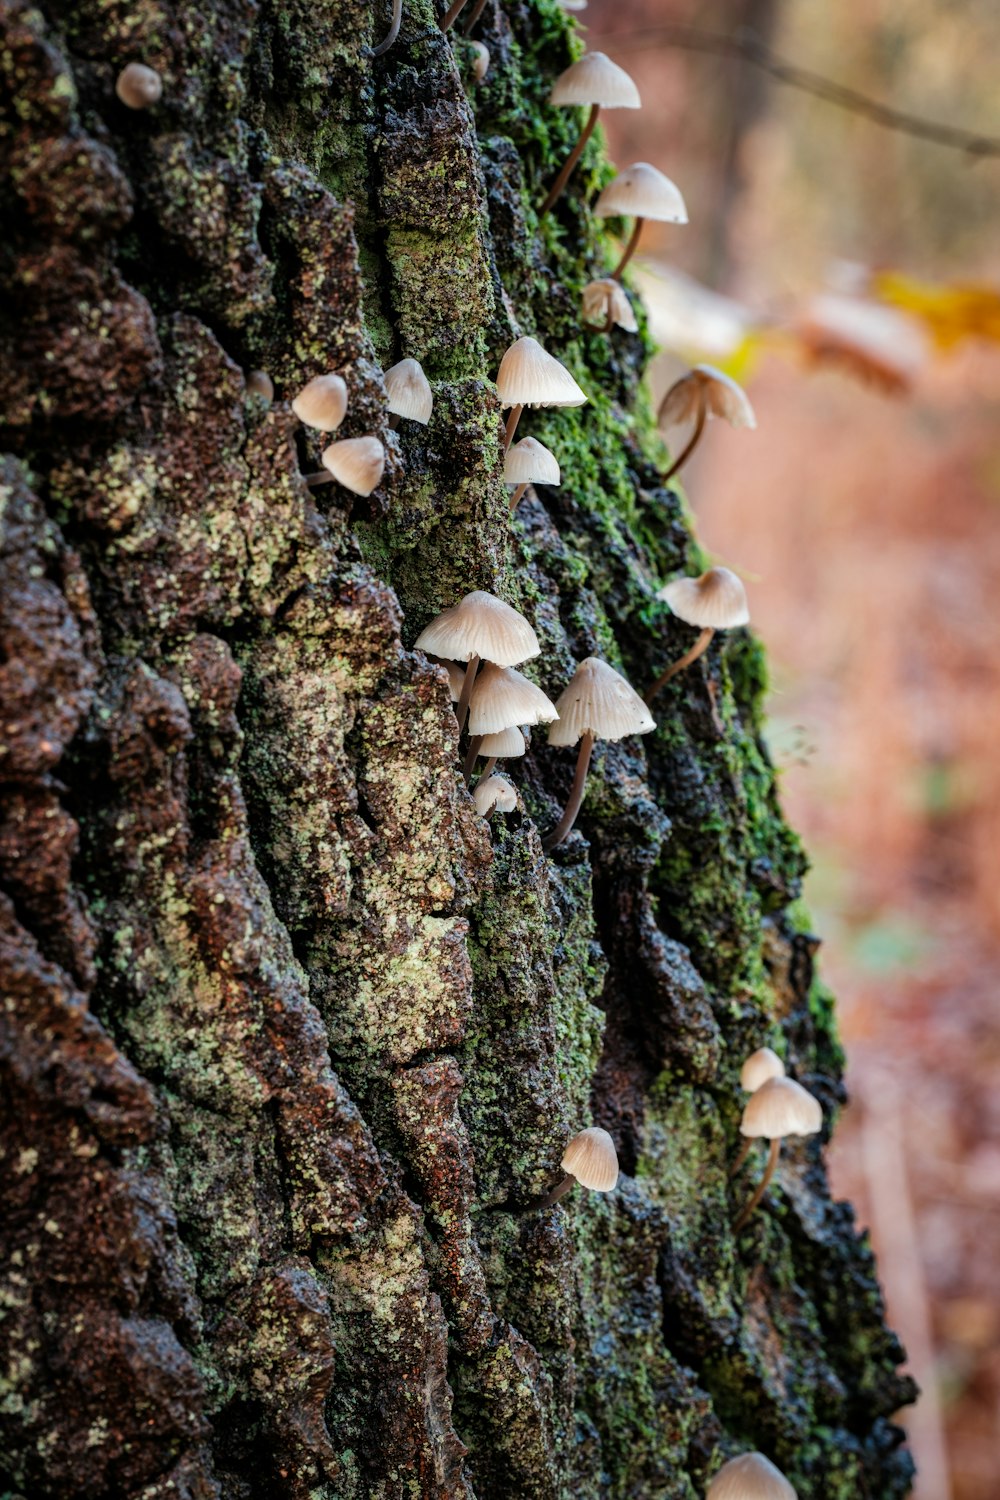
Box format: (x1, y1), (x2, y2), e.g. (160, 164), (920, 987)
(0, 0), (915, 1497)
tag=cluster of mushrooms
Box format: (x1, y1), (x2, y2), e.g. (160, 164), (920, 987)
(113, 21), (819, 1497)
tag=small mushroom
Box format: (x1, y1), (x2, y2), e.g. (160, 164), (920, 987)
(385, 357), (432, 426)
(246, 369), (274, 404)
(540, 53), (640, 216)
(372, 0), (403, 55)
(646, 567), (749, 702)
(473, 773), (517, 818)
(496, 335), (587, 451)
(415, 590), (540, 732)
(505, 436), (560, 511)
(581, 279), (638, 334)
(319, 436), (386, 496)
(115, 62), (163, 109)
(469, 40), (490, 81)
(733, 1076), (822, 1233)
(531, 1127), (619, 1209)
(545, 658), (654, 851)
(466, 663), (557, 778)
(594, 162), (687, 280)
(730, 1048), (787, 1177)
(292, 373), (348, 432)
(476, 725), (527, 779)
(658, 364), (756, 480)
(707, 1451), (797, 1500)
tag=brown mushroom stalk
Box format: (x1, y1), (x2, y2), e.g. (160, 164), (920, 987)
(728, 1137), (755, 1179)
(529, 1173), (577, 1210)
(645, 627), (713, 703)
(455, 654), (480, 733)
(611, 216), (644, 280)
(733, 1137), (781, 1233)
(481, 755), (498, 778)
(543, 730), (594, 851)
(372, 0), (403, 53)
(462, 734), (483, 783)
(504, 404), (524, 452)
(463, 0), (488, 32)
(440, 0), (471, 30)
(509, 481), (529, 510)
(661, 390), (707, 480)
(539, 103), (600, 216)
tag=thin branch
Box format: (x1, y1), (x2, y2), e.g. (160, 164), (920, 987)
(586, 24), (1000, 159)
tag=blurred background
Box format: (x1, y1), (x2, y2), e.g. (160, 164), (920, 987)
(579, 1), (1000, 1495)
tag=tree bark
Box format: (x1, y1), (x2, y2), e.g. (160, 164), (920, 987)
(0, 2), (915, 1498)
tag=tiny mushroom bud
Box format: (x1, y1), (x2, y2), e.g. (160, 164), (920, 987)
(473, 773), (517, 818)
(292, 373), (348, 432)
(504, 435), (560, 511)
(594, 162), (687, 280)
(246, 369), (274, 404)
(707, 1452), (798, 1500)
(477, 725), (527, 778)
(384, 357), (433, 426)
(531, 1127), (619, 1209)
(741, 1047), (785, 1093)
(115, 61), (163, 109)
(658, 364), (756, 480)
(581, 279), (638, 334)
(646, 567), (749, 702)
(545, 658), (654, 851)
(415, 590), (540, 732)
(469, 40), (490, 81)
(733, 1076), (822, 1233)
(319, 436), (386, 496)
(496, 335), (587, 451)
(541, 53), (640, 215)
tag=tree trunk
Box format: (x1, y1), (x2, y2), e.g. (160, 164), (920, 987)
(0, 1), (915, 1498)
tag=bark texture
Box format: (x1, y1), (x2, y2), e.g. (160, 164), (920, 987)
(0, 1), (916, 1497)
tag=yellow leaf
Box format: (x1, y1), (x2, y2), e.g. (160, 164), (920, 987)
(873, 271), (1000, 349)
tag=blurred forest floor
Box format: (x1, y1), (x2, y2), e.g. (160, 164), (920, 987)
(586, 0), (1000, 1495)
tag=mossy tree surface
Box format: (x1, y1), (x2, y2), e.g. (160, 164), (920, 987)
(0, 1), (914, 1497)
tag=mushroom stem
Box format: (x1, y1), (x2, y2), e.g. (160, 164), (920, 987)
(463, 735), (484, 783)
(611, 216), (644, 281)
(733, 1136), (781, 1233)
(481, 755), (498, 779)
(305, 470), (333, 489)
(455, 654), (480, 732)
(372, 0), (403, 54)
(661, 392), (708, 481)
(645, 628), (715, 704)
(509, 481), (529, 510)
(539, 102), (600, 216)
(729, 1137), (754, 1178)
(463, 0), (488, 32)
(529, 1174), (576, 1210)
(440, 0), (470, 30)
(543, 730), (595, 851)
(503, 404), (524, 452)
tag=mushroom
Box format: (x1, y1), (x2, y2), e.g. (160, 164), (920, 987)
(496, 335), (587, 451)
(581, 279), (638, 334)
(115, 62), (163, 109)
(540, 53), (640, 216)
(414, 590), (540, 732)
(545, 657), (655, 851)
(246, 369), (274, 404)
(465, 663), (558, 779)
(385, 357), (432, 427)
(658, 364), (756, 480)
(292, 373), (348, 433)
(505, 436), (560, 511)
(317, 436), (386, 496)
(372, 0), (403, 55)
(473, 773), (517, 818)
(531, 1127), (619, 1209)
(476, 725), (527, 779)
(430, 657), (467, 704)
(594, 162), (687, 281)
(469, 40), (490, 81)
(733, 1076), (822, 1233)
(707, 1452), (797, 1500)
(646, 567), (749, 702)
(730, 1048), (787, 1177)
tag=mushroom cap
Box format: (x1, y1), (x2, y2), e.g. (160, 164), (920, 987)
(469, 41), (490, 81)
(468, 663), (559, 737)
(384, 357), (433, 424)
(740, 1047), (786, 1093)
(561, 1127), (619, 1191)
(496, 336), (588, 410)
(320, 436), (385, 496)
(473, 774), (517, 816)
(739, 1076), (822, 1140)
(293, 373), (348, 432)
(594, 162), (688, 224)
(429, 657), (467, 703)
(582, 279), (638, 333)
(246, 369), (274, 403)
(504, 437), (561, 487)
(550, 51), (640, 109)
(707, 1452), (798, 1500)
(658, 567), (749, 630)
(115, 62), (163, 109)
(479, 726), (527, 759)
(414, 591), (540, 667)
(694, 364), (756, 428)
(548, 657), (654, 747)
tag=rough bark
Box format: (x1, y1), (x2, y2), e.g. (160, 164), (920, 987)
(0, 1), (915, 1498)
